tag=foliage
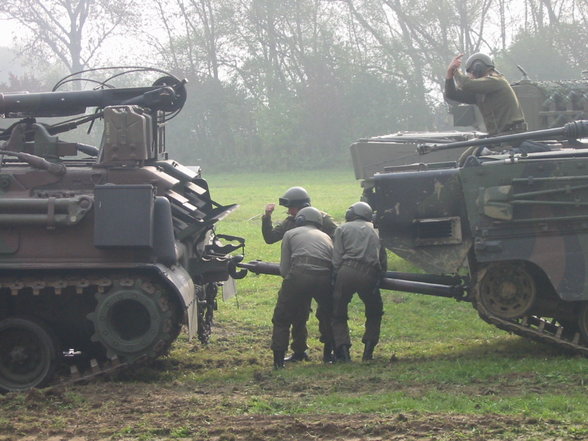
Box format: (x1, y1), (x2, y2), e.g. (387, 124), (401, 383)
(2, 0), (587, 169)
(1, 0), (141, 74)
(143, 0), (588, 169)
(503, 23), (588, 80)
(0, 72), (46, 92)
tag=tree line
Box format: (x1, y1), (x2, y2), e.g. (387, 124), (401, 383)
(1, 0), (587, 170)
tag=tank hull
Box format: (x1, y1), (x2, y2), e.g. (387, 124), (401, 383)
(360, 124), (588, 354)
(0, 71), (244, 392)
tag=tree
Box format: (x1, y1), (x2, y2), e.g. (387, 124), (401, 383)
(503, 23), (588, 80)
(0, 72), (46, 92)
(117, 0), (588, 169)
(340, 0), (504, 120)
(0, 0), (139, 75)
(145, 0), (239, 81)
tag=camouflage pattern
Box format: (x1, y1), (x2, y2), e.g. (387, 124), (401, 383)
(367, 147), (588, 300)
(514, 79), (588, 130)
(0, 69), (245, 392)
(359, 119), (588, 352)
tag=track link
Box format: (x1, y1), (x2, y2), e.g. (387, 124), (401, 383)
(0, 272), (173, 391)
(54, 356), (130, 389)
(471, 264), (588, 356)
(475, 301), (588, 356)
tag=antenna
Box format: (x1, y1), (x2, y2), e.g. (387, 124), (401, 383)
(516, 65), (529, 81)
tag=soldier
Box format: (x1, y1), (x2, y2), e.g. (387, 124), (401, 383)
(331, 202), (387, 362)
(262, 186), (337, 244)
(271, 207), (334, 369)
(262, 186), (337, 362)
(445, 53), (527, 136)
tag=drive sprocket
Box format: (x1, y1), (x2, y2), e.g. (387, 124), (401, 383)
(87, 276), (181, 364)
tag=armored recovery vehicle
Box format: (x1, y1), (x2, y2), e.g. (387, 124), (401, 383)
(352, 80), (588, 354)
(0, 68), (245, 392)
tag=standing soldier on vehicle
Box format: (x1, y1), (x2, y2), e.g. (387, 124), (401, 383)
(271, 207), (334, 369)
(262, 186), (337, 363)
(331, 202), (387, 362)
(445, 53), (527, 136)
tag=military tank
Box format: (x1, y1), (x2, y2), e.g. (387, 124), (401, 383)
(0, 68), (245, 392)
(354, 112), (588, 354)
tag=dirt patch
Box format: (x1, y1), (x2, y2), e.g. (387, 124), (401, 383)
(0, 381), (574, 441)
(0, 322), (584, 441)
(201, 413), (526, 441)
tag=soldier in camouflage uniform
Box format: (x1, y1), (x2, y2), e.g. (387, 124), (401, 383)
(263, 186), (337, 363)
(332, 202), (387, 362)
(271, 207), (334, 369)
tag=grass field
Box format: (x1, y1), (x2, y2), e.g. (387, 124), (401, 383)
(1, 167), (587, 441)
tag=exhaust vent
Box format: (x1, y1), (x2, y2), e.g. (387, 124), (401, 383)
(413, 217), (462, 246)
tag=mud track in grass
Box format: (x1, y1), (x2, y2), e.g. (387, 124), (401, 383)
(0, 377), (577, 441)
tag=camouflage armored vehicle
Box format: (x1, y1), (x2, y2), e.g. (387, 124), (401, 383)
(0, 68), (245, 392)
(353, 96), (588, 355)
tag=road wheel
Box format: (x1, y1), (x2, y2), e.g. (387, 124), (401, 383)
(0, 317), (60, 392)
(87, 277), (181, 363)
(475, 262), (537, 319)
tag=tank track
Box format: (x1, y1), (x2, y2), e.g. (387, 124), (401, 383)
(475, 301), (588, 357)
(0, 272), (178, 391)
(54, 354), (130, 389)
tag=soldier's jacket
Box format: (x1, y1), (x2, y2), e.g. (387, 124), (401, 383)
(262, 210), (337, 244)
(280, 225), (333, 277)
(445, 70), (525, 135)
(332, 220), (387, 273)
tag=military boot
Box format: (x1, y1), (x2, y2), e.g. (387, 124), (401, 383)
(322, 343), (335, 363)
(362, 341), (377, 361)
(284, 351), (310, 362)
(273, 350), (285, 369)
(335, 345), (351, 362)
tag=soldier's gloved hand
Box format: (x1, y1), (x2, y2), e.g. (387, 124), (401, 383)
(265, 203), (275, 216)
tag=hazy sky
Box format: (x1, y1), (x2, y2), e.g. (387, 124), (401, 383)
(0, 20), (19, 48)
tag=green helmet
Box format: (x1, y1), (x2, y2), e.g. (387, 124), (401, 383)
(465, 53), (494, 77)
(279, 186), (311, 208)
(295, 206), (323, 227)
(345, 201), (373, 222)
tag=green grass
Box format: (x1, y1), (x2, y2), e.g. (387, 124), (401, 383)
(187, 168), (588, 422)
(1, 167), (588, 441)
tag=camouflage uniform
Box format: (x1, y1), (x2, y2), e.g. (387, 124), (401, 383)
(445, 70), (526, 136)
(271, 225), (334, 354)
(331, 219), (387, 357)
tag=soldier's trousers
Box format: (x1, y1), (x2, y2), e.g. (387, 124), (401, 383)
(332, 265), (383, 348)
(271, 269), (333, 353)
